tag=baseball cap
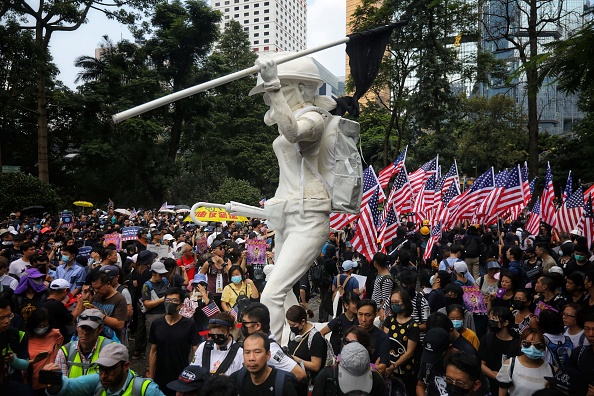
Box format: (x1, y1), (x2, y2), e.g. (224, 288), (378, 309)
(77, 308), (105, 329)
(150, 261), (168, 274)
(549, 266), (564, 275)
(99, 265), (120, 279)
(486, 260), (500, 270)
(453, 261), (468, 275)
(211, 239), (226, 249)
(544, 366), (587, 394)
(94, 343), (129, 367)
(342, 260), (357, 271)
(50, 279), (71, 290)
(192, 273), (208, 285)
(235, 237), (246, 244)
(137, 250), (157, 266)
(421, 328), (451, 364)
(167, 365), (210, 393)
(338, 342), (373, 394)
(162, 234), (174, 241)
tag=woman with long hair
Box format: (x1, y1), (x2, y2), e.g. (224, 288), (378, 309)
(286, 304), (327, 382)
(488, 269), (519, 311)
(383, 287), (420, 396)
(220, 265), (258, 314)
(512, 289), (538, 337)
(496, 327), (554, 396)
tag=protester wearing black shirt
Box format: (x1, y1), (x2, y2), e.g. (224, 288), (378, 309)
(356, 299), (390, 375)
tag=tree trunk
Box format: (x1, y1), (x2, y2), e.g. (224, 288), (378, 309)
(383, 109), (397, 167)
(168, 100), (184, 161)
(526, 0), (539, 179)
(37, 65), (49, 183)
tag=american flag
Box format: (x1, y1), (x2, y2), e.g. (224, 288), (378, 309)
(361, 166), (386, 207)
(554, 185), (584, 233)
(436, 161), (460, 203)
(578, 194), (594, 247)
(562, 171), (572, 204)
(521, 162), (530, 207)
(525, 197), (542, 235)
(423, 221), (442, 260)
(201, 301), (221, 318)
(449, 168), (495, 221)
(330, 213), (356, 230)
(526, 177), (537, 207)
(496, 165), (524, 215)
(229, 306), (239, 321)
(385, 164), (413, 213)
(412, 174), (437, 222)
(541, 162), (556, 226)
(409, 156), (439, 197)
(351, 188), (380, 261)
(378, 204), (400, 252)
(477, 169), (508, 218)
(377, 146), (408, 189)
(436, 181), (461, 227)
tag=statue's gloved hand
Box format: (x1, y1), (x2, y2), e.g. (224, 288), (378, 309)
(256, 58), (281, 91)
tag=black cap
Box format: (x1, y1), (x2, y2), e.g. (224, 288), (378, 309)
(421, 328), (451, 364)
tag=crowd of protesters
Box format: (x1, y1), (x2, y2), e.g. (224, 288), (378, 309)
(1, 207), (594, 396)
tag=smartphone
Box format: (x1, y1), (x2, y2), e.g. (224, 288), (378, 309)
(39, 370), (63, 385)
(36, 351), (50, 361)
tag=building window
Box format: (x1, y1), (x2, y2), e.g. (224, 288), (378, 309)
(234, 6), (238, 10)
(264, 31), (269, 35)
(254, 33), (259, 37)
(264, 24), (269, 28)
(215, 2), (220, 5)
(244, 12), (248, 16)
(264, 16), (269, 20)
(264, 1), (269, 4)
(225, 15), (229, 19)
(264, 39), (269, 43)
(254, 10), (259, 14)
(224, 0), (229, 4)
(254, 18), (259, 22)
(244, 5), (248, 8)
(254, 47), (259, 51)
(264, 9), (269, 13)
(234, 14), (239, 17)
(254, 40), (259, 44)
(244, 20), (249, 23)
(254, 25), (259, 29)
(264, 46), (269, 50)
(244, 27), (249, 31)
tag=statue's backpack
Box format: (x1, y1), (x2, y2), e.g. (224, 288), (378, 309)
(294, 106), (363, 215)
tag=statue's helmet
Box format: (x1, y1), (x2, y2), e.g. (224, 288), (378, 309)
(249, 52), (323, 96)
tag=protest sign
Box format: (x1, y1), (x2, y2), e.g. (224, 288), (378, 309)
(148, 244), (169, 260)
(246, 240), (267, 265)
(78, 246), (92, 258)
(121, 226), (139, 241)
(104, 232), (121, 251)
(352, 274), (367, 293)
(61, 211), (73, 228)
(461, 285), (487, 314)
(195, 237), (208, 254)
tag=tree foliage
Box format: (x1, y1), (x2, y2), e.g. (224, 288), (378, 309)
(0, 173), (64, 214)
(209, 177), (262, 207)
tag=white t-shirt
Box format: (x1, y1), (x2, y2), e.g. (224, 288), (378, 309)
(268, 333), (298, 373)
(564, 328), (590, 348)
(192, 340), (244, 376)
(0, 274), (19, 290)
(543, 333), (567, 366)
(9, 259), (30, 278)
(496, 357), (553, 396)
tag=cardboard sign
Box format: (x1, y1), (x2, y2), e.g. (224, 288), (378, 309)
(246, 240), (267, 265)
(352, 274), (367, 292)
(61, 211), (73, 228)
(195, 237), (208, 254)
(147, 244), (169, 260)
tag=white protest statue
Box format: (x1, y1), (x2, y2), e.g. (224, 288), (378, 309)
(249, 54), (336, 342)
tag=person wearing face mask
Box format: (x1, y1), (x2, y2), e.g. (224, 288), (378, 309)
(447, 304), (480, 350)
(478, 307), (520, 395)
(191, 312), (244, 376)
(438, 283), (477, 332)
(54, 245), (85, 297)
(382, 288), (420, 396)
(12, 268), (47, 321)
(25, 307), (63, 391)
(496, 327), (554, 396)
(220, 265), (258, 314)
(565, 242), (594, 275)
(148, 287), (199, 396)
(511, 289), (538, 337)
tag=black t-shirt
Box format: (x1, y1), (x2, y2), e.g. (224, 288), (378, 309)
(230, 367), (298, 396)
(367, 325), (390, 365)
(129, 266), (152, 301)
(148, 316), (199, 389)
(1, 326), (29, 381)
(327, 314), (358, 355)
(565, 259), (594, 276)
(312, 365), (386, 396)
(42, 298), (74, 341)
(569, 344), (594, 374)
(287, 331), (327, 380)
(426, 289), (446, 313)
(452, 334), (478, 358)
(478, 333), (520, 393)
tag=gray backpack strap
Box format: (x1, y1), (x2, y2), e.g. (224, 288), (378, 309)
(132, 376), (152, 396)
(274, 368), (287, 396)
(66, 341), (87, 369)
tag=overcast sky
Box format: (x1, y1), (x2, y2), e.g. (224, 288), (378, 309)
(50, 0), (346, 89)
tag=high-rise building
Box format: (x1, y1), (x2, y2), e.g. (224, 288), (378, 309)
(211, 0), (307, 53)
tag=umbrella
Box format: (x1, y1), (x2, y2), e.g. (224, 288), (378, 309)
(175, 204), (191, 211)
(176, 208), (190, 213)
(184, 207), (248, 223)
(21, 206), (45, 215)
(159, 209), (176, 214)
(73, 201), (93, 208)
(115, 208), (132, 216)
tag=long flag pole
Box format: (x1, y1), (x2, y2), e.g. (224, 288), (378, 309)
(112, 37), (349, 123)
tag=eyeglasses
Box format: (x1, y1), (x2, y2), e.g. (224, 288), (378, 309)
(445, 376), (473, 389)
(92, 283), (108, 293)
(98, 363), (122, 373)
(521, 341), (546, 350)
(241, 321), (259, 328)
(164, 298), (180, 304)
(562, 312), (576, 318)
(0, 313), (14, 322)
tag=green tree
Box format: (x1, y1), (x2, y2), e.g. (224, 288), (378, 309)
(0, 173), (64, 214)
(0, 0), (158, 183)
(209, 178), (262, 207)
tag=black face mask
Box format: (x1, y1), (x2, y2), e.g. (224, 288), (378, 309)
(513, 300), (526, 310)
(446, 382), (473, 396)
(210, 333), (228, 345)
(241, 325), (250, 338)
(488, 319), (501, 333)
(290, 325), (302, 335)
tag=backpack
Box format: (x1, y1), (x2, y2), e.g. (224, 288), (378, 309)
(304, 325), (337, 367)
(464, 237), (480, 257)
(294, 106), (362, 215)
(311, 260), (332, 289)
(138, 278), (169, 313)
(544, 335), (573, 368)
(235, 366), (287, 396)
(202, 340), (242, 375)
(231, 284), (251, 319)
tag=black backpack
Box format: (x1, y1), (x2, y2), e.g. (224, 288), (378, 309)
(312, 261), (333, 289)
(464, 237), (480, 257)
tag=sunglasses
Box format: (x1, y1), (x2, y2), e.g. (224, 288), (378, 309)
(521, 341), (545, 350)
(78, 314), (102, 323)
